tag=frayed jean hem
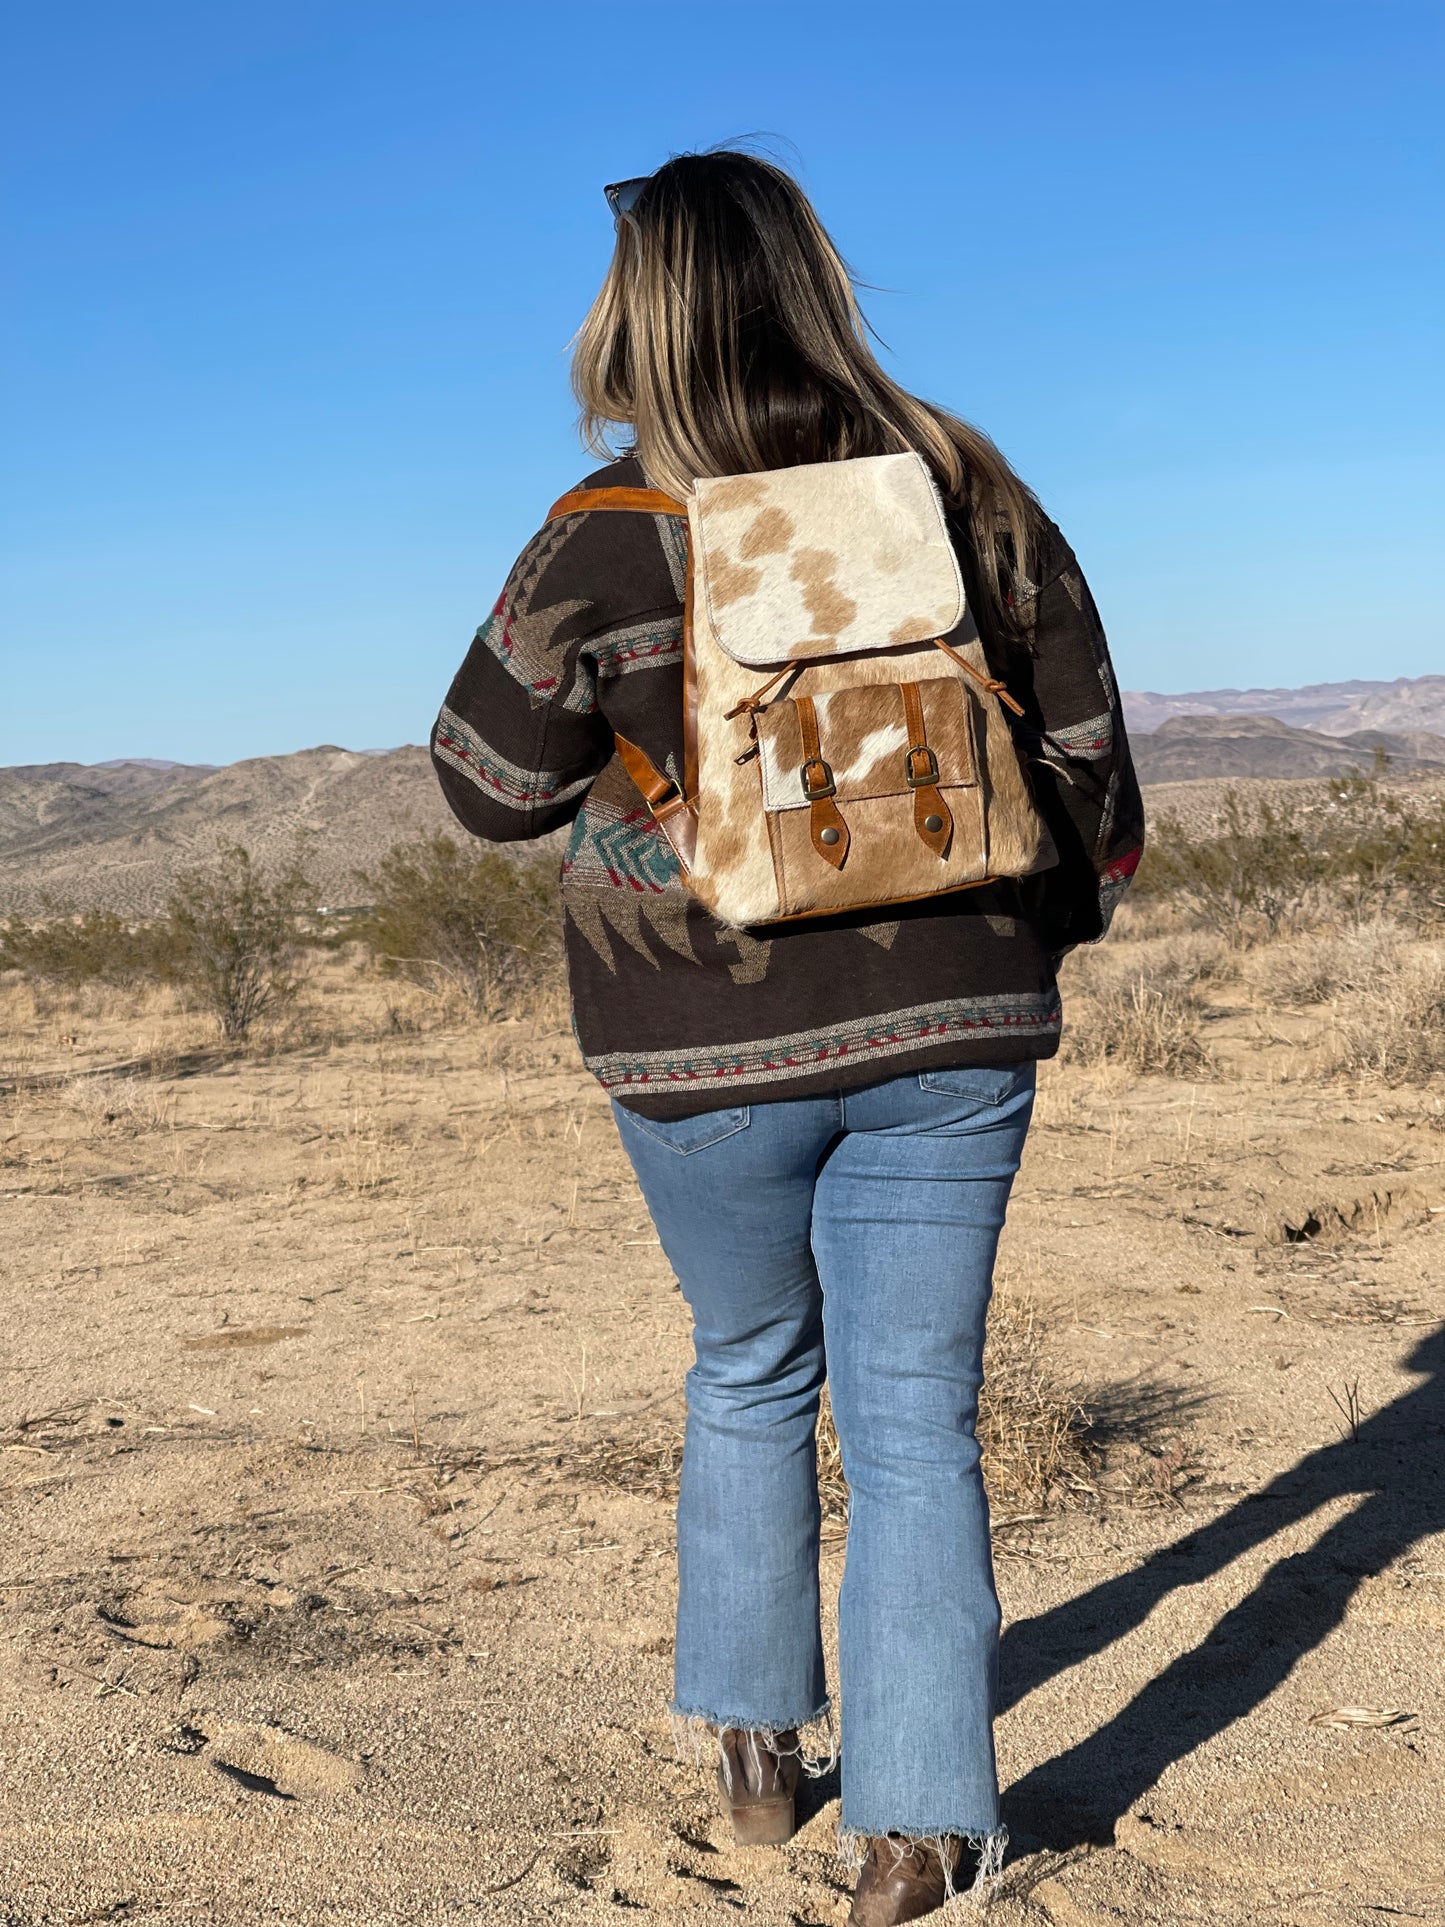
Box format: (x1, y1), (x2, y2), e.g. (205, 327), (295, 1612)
(838, 1824), (1008, 1909)
(669, 1701), (837, 1778)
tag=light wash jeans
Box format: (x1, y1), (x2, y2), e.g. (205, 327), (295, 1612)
(611, 1061), (1035, 1861)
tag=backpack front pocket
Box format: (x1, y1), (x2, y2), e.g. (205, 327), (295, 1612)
(752, 675), (989, 916)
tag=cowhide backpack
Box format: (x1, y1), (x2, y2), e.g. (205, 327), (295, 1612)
(546, 451), (1055, 927)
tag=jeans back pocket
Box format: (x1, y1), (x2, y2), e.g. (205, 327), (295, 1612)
(917, 1063), (1032, 1106)
(614, 1103), (752, 1156)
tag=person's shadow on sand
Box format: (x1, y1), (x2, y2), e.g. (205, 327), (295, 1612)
(997, 1325), (1445, 1851)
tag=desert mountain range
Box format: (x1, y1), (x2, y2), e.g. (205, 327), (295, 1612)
(1121, 674), (1445, 784)
(2, 675), (1442, 917)
(1122, 672), (1445, 736)
(1128, 713), (1445, 784)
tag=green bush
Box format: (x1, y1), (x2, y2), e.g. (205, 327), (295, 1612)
(1137, 782), (1445, 941)
(1135, 790), (1321, 942)
(352, 832), (563, 1016)
(0, 907), (172, 985)
(1325, 788), (1445, 923)
(164, 844), (316, 1038)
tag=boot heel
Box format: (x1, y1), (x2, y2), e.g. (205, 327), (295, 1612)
(729, 1796), (797, 1847)
(714, 1727), (803, 1848)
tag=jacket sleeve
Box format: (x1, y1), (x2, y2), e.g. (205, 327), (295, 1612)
(1002, 520), (1146, 952)
(430, 521), (615, 843)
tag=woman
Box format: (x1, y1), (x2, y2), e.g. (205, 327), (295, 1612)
(433, 152), (1142, 1924)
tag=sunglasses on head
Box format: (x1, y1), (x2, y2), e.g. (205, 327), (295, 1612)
(604, 175), (652, 221)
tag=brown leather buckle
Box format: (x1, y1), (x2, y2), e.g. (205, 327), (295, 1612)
(905, 744), (940, 788)
(800, 757), (837, 801)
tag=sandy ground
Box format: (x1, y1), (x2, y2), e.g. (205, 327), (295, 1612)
(1, 953), (1442, 1926)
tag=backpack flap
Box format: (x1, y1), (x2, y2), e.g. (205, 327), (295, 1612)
(689, 452), (965, 666)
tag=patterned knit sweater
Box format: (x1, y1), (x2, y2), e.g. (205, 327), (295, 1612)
(431, 456), (1144, 1119)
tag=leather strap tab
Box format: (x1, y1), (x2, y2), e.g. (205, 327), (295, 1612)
(546, 486), (688, 521)
(613, 733), (697, 876)
(901, 681), (953, 859)
(795, 696), (849, 869)
(654, 790), (698, 872)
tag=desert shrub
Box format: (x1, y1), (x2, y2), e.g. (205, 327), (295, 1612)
(353, 832), (563, 1017)
(1136, 790), (1321, 944)
(163, 844), (316, 1039)
(0, 906), (172, 986)
(1137, 782), (1445, 941)
(1322, 785), (1445, 925)
(1328, 944), (1445, 1082)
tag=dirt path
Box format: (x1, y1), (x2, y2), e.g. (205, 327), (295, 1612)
(1, 960), (1442, 1925)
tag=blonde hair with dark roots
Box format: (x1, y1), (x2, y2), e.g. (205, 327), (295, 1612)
(572, 150), (1042, 631)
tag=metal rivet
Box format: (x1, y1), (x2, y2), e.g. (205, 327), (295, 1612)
(820, 827), (840, 846)
(925, 814), (944, 834)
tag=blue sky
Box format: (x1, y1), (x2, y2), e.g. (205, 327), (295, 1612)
(2, 0), (1441, 766)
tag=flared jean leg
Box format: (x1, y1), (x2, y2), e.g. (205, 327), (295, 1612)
(672, 1283), (828, 1732)
(812, 1066), (1035, 1848)
(611, 1096), (840, 1736)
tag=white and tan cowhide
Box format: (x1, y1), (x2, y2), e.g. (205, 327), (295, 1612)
(688, 452), (964, 665)
(683, 454), (1054, 927)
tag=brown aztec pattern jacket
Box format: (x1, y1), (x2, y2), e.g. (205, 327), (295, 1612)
(432, 456), (1144, 1120)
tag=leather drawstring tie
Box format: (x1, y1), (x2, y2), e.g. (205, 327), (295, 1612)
(933, 637), (1026, 715)
(724, 665), (798, 721)
(727, 667), (800, 767)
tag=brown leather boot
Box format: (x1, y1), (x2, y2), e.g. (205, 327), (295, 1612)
(714, 1727), (801, 1845)
(848, 1834), (966, 1925)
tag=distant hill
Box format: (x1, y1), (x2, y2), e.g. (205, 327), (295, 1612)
(6, 682), (1445, 916)
(1123, 673), (1445, 737)
(1130, 714), (1445, 785)
(0, 746), (459, 917)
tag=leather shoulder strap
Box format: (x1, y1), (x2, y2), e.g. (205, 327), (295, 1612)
(546, 486), (688, 521)
(613, 732), (678, 810)
(542, 486), (696, 870)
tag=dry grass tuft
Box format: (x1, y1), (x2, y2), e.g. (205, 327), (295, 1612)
(1093, 978), (1206, 1075)
(1060, 936), (1226, 1076)
(976, 1291), (1098, 1508)
(814, 1386), (849, 1524)
(59, 1073), (177, 1133)
(1062, 971), (1208, 1075)
(1252, 919), (1407, 1008)
(329, 1105), (409, 1196)
(812, 1295), (1099, 1518)
(569, 1428), (684, 1504)
(1329, 944), (1445, 1083)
